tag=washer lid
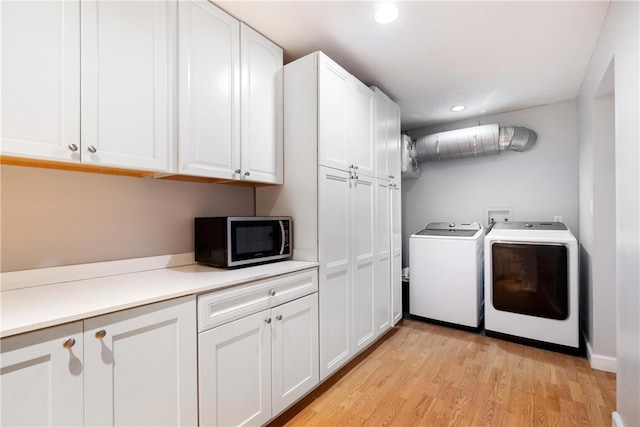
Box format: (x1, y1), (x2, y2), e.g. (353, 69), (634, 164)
(493, 221), (567, 230)
(415, 221), (483, 237)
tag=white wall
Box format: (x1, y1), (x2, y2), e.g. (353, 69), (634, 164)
(0, 165), (255, 272)
(578, 1), (639, 425)
(403, 100), (579, 262)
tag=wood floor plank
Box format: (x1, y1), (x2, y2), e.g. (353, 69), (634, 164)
(269, 319), (616, 427)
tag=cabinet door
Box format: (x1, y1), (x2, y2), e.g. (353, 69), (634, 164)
(391, 184), (403, 324)
(318, 54), (350, 171)
(318, 166), (352, 380)
(0, 0), (80, 161)
(272, 293), (319, 416)
(178, 0), (240, 178)
(84, 296), (197, 427)
(374, 179), (391, 336)
(351, 173), (376, 352)
(240, 23), (283, 184)
(387, 100), (402, 184)
(199, 309), (272, 427)
(1, 322), (83, 426)
(81, 0), (174, 171)
(349, 80), (375, 178)
(373, 90), (389, 180)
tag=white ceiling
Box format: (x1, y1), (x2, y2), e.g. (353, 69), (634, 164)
(216, 0), (610, 131)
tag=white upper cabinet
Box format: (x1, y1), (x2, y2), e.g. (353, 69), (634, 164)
(318, 55), (350, 171)
(4, 0), (282, 180)
(81, 0), (175, 171)
(387, 101), (402, 184)
(1, 0), (80, 161)
(373, 87), (401, 183)
(373, 89), (389, 179)
(349, 80), (375, 178)
(178, 0), (240, 179)
(178, 2), (283, 183)
(1, 0), (174, 172)
(240, 23), (284, 184)
(318, 54), (374, 177)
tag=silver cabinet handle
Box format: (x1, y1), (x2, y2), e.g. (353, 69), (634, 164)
(63, 338), (76, 349)
(68, 143), (78, 152)
(87, 145), (97, 153)
(235, 169), (241, 174)
(276, 315), (283, 321)
(265, 318), (272, 324)
(95, 330), (107, 340)
(269, 289), (276, 297)
(244, 171), (251, 176)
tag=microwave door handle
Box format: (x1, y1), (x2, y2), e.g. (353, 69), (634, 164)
(279, 221), (286, 255)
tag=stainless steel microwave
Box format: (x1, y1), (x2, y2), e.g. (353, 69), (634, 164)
(195, 216), (292, 268)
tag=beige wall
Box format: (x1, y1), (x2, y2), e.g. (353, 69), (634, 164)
(0, 165), (255, 272)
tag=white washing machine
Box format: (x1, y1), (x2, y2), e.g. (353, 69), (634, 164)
(409, 222), (484, 328)
(484, 221), (579, 348)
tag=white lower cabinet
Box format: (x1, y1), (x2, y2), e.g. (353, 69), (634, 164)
(199, 309), (272, 427)
(198, 269), (319, 427)
(374, 179), (392, 336)
(0, 322), (84, 426)
(318, 165), (376, 380)
(84, 296), (197, 426)
(0, 296), (197, 427)
(271, 293), (319, 414)
(391, 183), (403, 324)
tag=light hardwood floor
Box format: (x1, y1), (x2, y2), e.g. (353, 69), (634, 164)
(269, 319), (616, 427)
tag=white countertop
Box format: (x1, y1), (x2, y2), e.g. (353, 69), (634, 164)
(0, 260), (318, 338)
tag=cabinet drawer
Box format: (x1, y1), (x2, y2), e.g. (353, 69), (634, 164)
(198, 268), (318, 332)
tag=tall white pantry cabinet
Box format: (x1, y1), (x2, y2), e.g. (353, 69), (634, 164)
(256, 51), (402, 380)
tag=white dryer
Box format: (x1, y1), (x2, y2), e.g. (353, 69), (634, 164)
(484, 221), (579, 348)
(409, 222), (484, 328)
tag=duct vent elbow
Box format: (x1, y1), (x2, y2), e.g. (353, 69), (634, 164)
(500, 126), (537, 152)
(415, 124), (537, 163)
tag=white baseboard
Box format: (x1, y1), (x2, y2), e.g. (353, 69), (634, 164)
(612, 411), (623, 427)
(584, 331), (617, 373)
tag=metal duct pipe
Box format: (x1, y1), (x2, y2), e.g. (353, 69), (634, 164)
(415, 124), (537, 163)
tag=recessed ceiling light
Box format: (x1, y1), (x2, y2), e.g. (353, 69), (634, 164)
(450, 105), (467, 112)
(375, 3), (398, 24)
